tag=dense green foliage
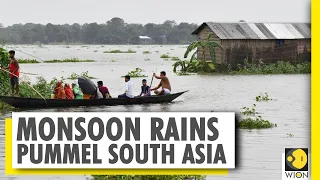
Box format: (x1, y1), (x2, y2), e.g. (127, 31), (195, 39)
(92, 175), (206, 180)
(184, 33), (221, 64)
(0, 18), (197, 44)
(173, 60), (215, 74)
(0, 47), (11, 97)
(174, 60), (311, 75)
(173, 33), (221, 74)
(230, 60), (311, 74)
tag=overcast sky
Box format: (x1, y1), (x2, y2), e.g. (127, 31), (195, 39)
(0, 0), (310, 26)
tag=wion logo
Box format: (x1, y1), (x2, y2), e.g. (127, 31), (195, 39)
(282, 148), (309, 180)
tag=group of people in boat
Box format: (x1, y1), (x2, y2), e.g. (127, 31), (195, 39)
(1, 50), (172, 99)
(52, 82), (85, 99)
(52, 71), (171, 100)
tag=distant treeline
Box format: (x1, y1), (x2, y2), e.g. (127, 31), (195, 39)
(0, 18), (198, 45)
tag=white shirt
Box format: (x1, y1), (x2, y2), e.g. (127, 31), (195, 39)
(96, 88), (103, 99)
(125, 81), (134, 98)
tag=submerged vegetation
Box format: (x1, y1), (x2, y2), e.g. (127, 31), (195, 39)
(173, 59), (311, 75)
(173, 60), (215, 74)
(92, 175), (206, 180)
(104, 49), (136, 53)
(160, 54), (170, 58)
(18, 58), (95, 64)
(122, 68), (147, 78)
(44, 58), (95, 63)
(237, 116), (276, 129)
(240, 104), (257, 115)
(171, 57), (180, 61)
(229, 60), (311, 74)
(255, 93), (273, 102)
(143, 51), (151, 54)
(237, 94), (277, 129)
(19, 59), (40, 64)
(68, 71), (96, 80)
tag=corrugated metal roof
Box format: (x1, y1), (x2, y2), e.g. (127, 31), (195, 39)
(191, 22), (311, 39)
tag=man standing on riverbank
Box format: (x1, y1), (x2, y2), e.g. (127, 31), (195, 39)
(150, 71), (171, 95)
(3, 50), (20, 96)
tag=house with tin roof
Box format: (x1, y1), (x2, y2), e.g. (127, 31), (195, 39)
(191, 22), (311, 67)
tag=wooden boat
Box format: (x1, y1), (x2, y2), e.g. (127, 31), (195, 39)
(0, 91), (188, 109)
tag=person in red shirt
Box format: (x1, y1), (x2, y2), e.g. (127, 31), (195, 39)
(4, 50), (20, 96)
(97, 81), (111, 98)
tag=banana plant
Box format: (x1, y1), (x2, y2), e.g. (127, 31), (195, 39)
(184, 32), (222, 65)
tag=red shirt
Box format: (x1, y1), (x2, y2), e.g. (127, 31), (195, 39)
(98, 86), (110, 98)
(9, 59), (19, 78)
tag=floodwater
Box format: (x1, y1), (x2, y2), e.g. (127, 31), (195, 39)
(0, 45), (310, 180)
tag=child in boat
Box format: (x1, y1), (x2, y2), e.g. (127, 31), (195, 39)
(54, 82), (66, 99)
(138, 79), (150, 97)
(72, 83), (83, 99)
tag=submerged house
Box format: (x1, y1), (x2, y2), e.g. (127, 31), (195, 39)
(127, 36), (153, 44)
(138, 36), (153, 44)
(191, 22), (311, 67)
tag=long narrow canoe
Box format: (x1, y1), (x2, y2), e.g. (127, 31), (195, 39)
(0, 91), (188, 109)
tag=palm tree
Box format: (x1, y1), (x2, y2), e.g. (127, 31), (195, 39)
(184, 32), (222, 65)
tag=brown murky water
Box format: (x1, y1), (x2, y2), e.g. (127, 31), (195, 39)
(0, 45), (310, 180)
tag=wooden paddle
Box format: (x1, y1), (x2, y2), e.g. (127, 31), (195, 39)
(20, 72), (39, 75)
(149, 69), (157, 88)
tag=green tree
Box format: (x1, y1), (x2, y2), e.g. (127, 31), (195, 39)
(0, 18), (198, 45)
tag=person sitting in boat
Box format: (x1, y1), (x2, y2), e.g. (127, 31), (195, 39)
(90, 88), (103, 99)
(54, 82), (66, 99)
(97, 81), (111, 98)
(72, 83), (83, 99)
(138, 79), (150, 97)
(64, 83), (74, 99)
(118, 75), (134, 99)
(150, 71), (171, 95)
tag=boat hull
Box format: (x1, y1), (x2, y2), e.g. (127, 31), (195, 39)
(0, 91), (187, 109)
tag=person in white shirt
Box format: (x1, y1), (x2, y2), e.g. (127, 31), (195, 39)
(118, 75), (134, 98)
